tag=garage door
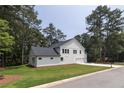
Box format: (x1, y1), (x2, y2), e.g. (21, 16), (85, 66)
(76, 58), (84, 63)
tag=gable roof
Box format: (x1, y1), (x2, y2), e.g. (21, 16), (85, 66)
(50, 39), (72, 48)
(30, 38), (83, 56)
(31, 46), (59, 57)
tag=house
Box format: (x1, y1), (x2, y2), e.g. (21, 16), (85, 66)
(29, 38), (87, 67)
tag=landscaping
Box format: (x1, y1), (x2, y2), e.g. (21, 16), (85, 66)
(0, 64), (110, 88)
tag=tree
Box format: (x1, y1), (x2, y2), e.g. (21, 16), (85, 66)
(86, 6), (110, 62)
(106, 32), (124, 61)
(0, 19), (15, 67)
(55, 29), (66, 41)
(0, 32), (14, 53)
(0, 6), (45, 64)
(0, 19), (10, 32)
(104, 8), (124, 62)
(43, 23), (56, 46)
(78, 5), (124, 63)
(43, 23), (66, 46)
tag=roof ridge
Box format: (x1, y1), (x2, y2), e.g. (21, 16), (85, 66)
(50, 38), (73, 48)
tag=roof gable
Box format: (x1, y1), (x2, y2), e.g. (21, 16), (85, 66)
(60, 38), (85, 50)
(30, 38), (84, 56)
(50, 39), (72, 48)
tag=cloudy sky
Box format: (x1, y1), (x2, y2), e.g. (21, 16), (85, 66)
(35, 5), (124, 39)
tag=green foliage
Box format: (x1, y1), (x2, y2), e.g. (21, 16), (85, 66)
(0, 6), (46, 64)
(76, 5), (124, 62)
(0, 19), (10, 32)
(0, 6), (67, 65)
(43, 23), (66, 46)
(0, 19), (15, 53)
(0, 32), (14, 52)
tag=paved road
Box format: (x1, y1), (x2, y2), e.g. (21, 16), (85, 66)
(50, 67), (124, 88)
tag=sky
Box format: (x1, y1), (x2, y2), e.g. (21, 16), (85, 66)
(35, 5), (124, 39)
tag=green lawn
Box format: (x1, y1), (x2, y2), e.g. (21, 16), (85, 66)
(0, 64), (110, 88)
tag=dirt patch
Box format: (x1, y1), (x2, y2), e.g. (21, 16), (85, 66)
(0, 67), (5, 70)
(0, 75), (21, 85)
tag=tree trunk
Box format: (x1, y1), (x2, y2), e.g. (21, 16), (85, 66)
(2, 52), (5, 67)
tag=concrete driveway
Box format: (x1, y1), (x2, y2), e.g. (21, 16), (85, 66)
(50, 67), (124, 88)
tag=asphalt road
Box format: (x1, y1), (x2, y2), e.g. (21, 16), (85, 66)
(50, 67), (124, 88)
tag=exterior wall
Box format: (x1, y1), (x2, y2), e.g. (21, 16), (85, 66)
(29, 39), (87, 67)
(36, 56), (60, 67)
(29, 50), (32, 66)
(60, 39), (87, 64)
(29, 56), (37, 67)
(29, 50), (37, 67)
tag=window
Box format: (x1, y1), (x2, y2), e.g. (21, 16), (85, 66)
(62, 49), (64, 53)
(80, 50), (81, 54)
(38, 57), (42, 60)
(65, 49), (69, 54)
(67, 49), (69, 54)
(65, 49), (67, 53)
(51, 57), (54, 60)
(61, 57), (63, 61)
(62, 49), (69, 54)
(73, 50), (77, 54)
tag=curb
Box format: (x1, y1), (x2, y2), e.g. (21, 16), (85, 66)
(31, 67), (120, 88)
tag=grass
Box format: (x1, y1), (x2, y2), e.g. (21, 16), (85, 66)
(0, 64), (110, 88)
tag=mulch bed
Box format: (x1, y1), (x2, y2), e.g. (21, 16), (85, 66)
(0, 75), (21, 85)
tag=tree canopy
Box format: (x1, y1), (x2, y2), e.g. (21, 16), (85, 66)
(0, 19), (15, 53)
(43, 23), (66, 46)
(0, 6), (66, 66)
(76, 5), (124, 62)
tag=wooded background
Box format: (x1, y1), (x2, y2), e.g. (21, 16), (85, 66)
(0, 5), (124, 67)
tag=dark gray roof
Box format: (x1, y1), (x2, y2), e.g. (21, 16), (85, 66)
(31, 38), (74, 56)
(31, 46), (59, 57)
(50, 39), (72, 48)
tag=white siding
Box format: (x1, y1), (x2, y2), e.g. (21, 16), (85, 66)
(36, 56), (60, 67)
(28, 50), (37, 67)
(60, 39), (87, 64)
(29, 38), (87, 67)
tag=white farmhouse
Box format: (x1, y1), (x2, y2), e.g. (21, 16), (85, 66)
(29, 38), (87, 67)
